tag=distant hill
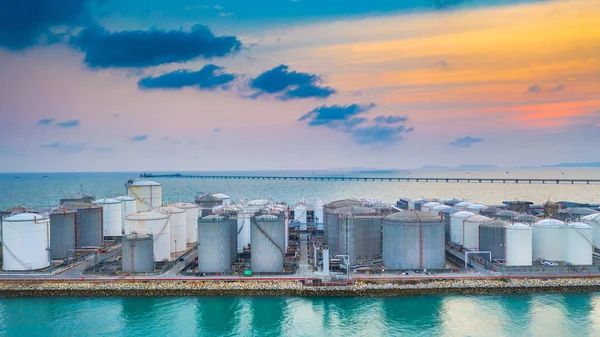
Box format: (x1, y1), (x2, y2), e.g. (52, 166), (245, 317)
(543, 162), (600, 168)
(421, 165), (451, 169)
(456, 164), (498, 169)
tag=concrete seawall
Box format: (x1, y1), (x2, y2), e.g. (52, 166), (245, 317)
(1, 278), (600, 297)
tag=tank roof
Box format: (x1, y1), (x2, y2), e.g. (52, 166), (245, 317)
(410, 198), (425, 202)
(383, 210), (441, 222)
(455, 201), (473, 207)
(166, 202), (198, 209)
(255, 214), (278, 220)
(125, 211), (168, 221)
(567, 222), (592, 229)
(514, 214), (540, 222)
(63, 202), (102, 209)
(464, 215), (492, 223)
(93, 198), (121, 204)
(198, 194), (223, 202)
(432, 204), (452, 211)
(452, 211), (475, 218)
(115, 196), (136, 201)
(211, 193), (230, 199)
(153, 206), (185, 214)
(467, 204), (487, 209)
(582, 213), (600, 221)
(559, 207), (598, 215)
(333, 205), (376, 215)
(483, 219), (508, 227)
(510, 223), (531, 230)
(130, 180), (161, 186)
(3, 213), (47, 222)
(200, 214), (227, 221)
(439, 207), (459, 214)
(325, 199), (362, 208)
(502, 200), (533, 205)
(50, 208), (76, 215)
(497, 210), (519, 217)
(534, 219), (566, 227)
(423, 202), (441, 207)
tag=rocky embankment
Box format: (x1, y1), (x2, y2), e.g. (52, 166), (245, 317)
(1, 278), (600, 297)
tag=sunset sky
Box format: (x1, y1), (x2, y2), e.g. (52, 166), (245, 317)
(0, 0), (598, 172)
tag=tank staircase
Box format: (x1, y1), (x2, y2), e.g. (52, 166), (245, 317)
(140, 173), (600, 184)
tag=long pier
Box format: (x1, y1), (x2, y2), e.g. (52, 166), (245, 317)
(140, 173), (600, 184)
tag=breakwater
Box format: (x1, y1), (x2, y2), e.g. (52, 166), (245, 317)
(1, 278), (600, 297)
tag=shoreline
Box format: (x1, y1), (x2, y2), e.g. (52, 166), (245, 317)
(1, 278), (600, 297)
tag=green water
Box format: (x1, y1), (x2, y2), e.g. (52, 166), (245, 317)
(1, 294), (599, 336)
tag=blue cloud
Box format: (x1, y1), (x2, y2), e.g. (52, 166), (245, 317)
(0, 0), (88, 50)
(449, 136), (484, 147)
(38, 118), (55, 125)
(351, 125), (409, 144)
(131, 135), (149, 141)
(553, 84), (565, 91)
(70, 25), (242, 68)
(249, 65), (336, 100)
(212, 128), (221, 132)
(298, 103), (375, 127)
(138, 64), (235, 90)
(57, 119), (80, 127)
(528, 84), (541, 93)
(41, 141), (88, 153)
(374, 115), (408, 124)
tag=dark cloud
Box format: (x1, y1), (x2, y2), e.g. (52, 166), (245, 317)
(57, 119), (80, 127)
(37, 118), (55, 125)
(212, 128), (221, 132)
(112, 113), (119, 119)
(299, 103), (412, 144)
(41, 141), (88, 153)
(528, 84), (541, 93)
(70, 25), (242, 68)
(553, 84), (565, 91)
(449, 136), (484, 148)
(374, 115), (408, 124)
(439, 60), (448, 68)
(131, 135), (149, 141)
(249, 65), (336, 100)
(0, 0), (88, 50)
(138, 64), (235, 90)
(299, 103), (375, 127)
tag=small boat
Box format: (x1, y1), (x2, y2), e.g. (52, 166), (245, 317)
(14, 176), (20, 179)
(42, 175), (48, 178)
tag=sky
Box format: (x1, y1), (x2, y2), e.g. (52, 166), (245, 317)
(0, 0), (599, 172)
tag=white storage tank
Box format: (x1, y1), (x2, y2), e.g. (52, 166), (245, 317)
(2, 213), (50, 271)
(124, 211), (171, 262)
(455, 201), (473, 210)
(212, 193), (231, 206)
(127, 180), (162, 212)
(294, 204), (307, 224)
(431, 204), (451, 215)
(466, 204), (487, 215)
(408, 198), (424, 211)
(532, 219), (566, 261)
(462, 215), (492, 250)
(115, 196), (137, 233)
(421, 202), (441, 213)
(236, 208), (253, 252)
(153, 206), (187, 253)
(166, 202), (199, 244)
(121, 233), (154, 273)
(506, 223), (533, 266)
(566, 222), (593, 265)
(93, 198), (123, 237)
(582, 214), (600, 249)
(449, 211), (475, 245)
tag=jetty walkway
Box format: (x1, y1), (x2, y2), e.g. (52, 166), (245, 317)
(140, 173), (600, 184)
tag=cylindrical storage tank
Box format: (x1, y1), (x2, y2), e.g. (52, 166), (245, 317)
(127, 180), (162, 212)
(294, 204), (307, 224)
(414, 200), (429, 211)
(431, 204), (451, 215)
(197, 215), (232, 273)
(466, 204), (487, 215)
(566, 222), (593, 265)
(124, 212), (170, 262)
(408, 198), (424, 211)
(338, 215), (383, 265)
(196, 195), (224, 217)
(49, 208), (76, 260)
(2, 213), (50, 270)
(211, 193), (231, 206)
(532, 219), (566, 261)
(236, 210), (252, 252)
(421, 202), (441, 213)
(314, 205), (324, 228)
(437, 198), (454, 205)
(121, 233), (154, 273)
(439, 207), (458, 241)
(462, 215), (492, 250)
(382, 211), (444, 270)
(444, 199), (462, 207)
(514, 214), (540, 224)
(449, 211), (475, 245)
(153, 206), (186, 253)
(497, 210), (519, 221)
(330, 206), (376, 256)
(64, 203), (103, 247)
(115, 196), (137, 233)
(455, 201), (473, 210)
(323, 199), (362, 244)
(582, 214), (600, 249)
(166, 202), (199, 244)
(480, 207), (501, 218)
(93, 198), (122, 237)
(479, 220), (508, 262)
(506, 223), (533, 266)
(251, 214), (286, 273)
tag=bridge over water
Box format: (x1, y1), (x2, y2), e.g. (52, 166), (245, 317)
(140, 173), (600, 184)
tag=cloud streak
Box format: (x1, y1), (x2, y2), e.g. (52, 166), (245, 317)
(70, 25), (242, 68)
(138, 64), (235, 91)
(130, 135), (149, 141)
(449, 136), (484, 147)
(41, 141), (88, 153)
(38, 118), (55, 125)
(56, 119), (80, 127)
(249, 65), (336, 100)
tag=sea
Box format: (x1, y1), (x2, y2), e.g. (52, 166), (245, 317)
(1, 168), (600, 336)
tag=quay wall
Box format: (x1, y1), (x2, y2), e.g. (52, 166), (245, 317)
(1, 278), (600, 297)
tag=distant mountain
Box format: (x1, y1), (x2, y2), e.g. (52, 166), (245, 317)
(421, 165), (451, 169)
(543, 162), (600, 168)
(456, 164), (498, 169)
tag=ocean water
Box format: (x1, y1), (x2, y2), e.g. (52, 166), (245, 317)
(1, 168), (599, 210)
(1, 294), (600, 336)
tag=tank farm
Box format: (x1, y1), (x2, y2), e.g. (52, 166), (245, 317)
(1, 178), (600, 297)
